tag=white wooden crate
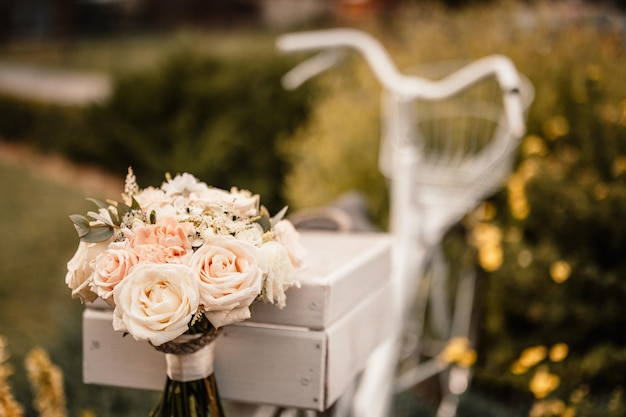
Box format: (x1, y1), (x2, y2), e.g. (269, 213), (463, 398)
(83, 231), (392, 411)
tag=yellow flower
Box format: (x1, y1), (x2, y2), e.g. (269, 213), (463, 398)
(550, 261), (571, 284)
(478, 245), (503, 272)
(439, 337), (477, 367)
(510, 360), (528, 375)
(517, 249), (533, 268)
(562, 406), (576, 417)
(522, 134), (548, 157)
(518, 345), (548, 369)
(507, 174), (530, 220)
(549, 343), (569, 362)
(612, 156), (626, 177)
(529, 365), (560, 399)
(472, 222), (504, 271)
(529, 398), (566, 417)
(542, 115), (570, 140)
(472, 222), (502, 247)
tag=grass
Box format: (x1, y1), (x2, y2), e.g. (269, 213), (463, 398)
(0, 160), (158, 416)
(0, 161), (86, 352)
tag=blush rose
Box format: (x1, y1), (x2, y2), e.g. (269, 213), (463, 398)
(189, 236), (263, 328)
(91, 242), (138, 304)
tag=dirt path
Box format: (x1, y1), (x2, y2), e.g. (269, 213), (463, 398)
(0, 141), (123, 198)
(0, 62), (110, 105)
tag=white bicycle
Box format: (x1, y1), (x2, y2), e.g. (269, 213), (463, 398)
(276, 28), (534, 417)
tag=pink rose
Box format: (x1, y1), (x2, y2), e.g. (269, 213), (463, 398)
(129, 216), (192, 263)
(92, 243), (138, 304)
(189, 236), (263, 328)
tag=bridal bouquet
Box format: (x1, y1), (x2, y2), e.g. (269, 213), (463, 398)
(65, 168), (306, 417)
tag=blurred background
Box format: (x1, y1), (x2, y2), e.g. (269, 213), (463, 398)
(1, 0), (625, 416)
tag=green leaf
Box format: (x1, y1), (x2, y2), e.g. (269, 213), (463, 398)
(80, 226), (114, 243)
(271, 206), (288, 227)
(86, 197), (109, 210)
(131, 196), (142, 210)
(69, 214), (90, 238)
(86, 210), (115, 227)
(255, 213), (271, 233)
(116, 201), (132, 222)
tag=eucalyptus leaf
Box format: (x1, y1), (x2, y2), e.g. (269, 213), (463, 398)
(80, 226), (114, 243)
(255, 213), (271, 233)
(270, 206), (288, 227)
(86, 197), (109, 210)
(87, 210), (115, 227)
(116, 201), (133, 224)
(69, 214), (90, 238)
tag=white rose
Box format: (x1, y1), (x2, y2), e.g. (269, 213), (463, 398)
(273, 220), (307, 269)
(259, 241), (299, 309)
(112, 263), (200, 346)
(189, 236), (263, 328)
(65, 240), (110, 303)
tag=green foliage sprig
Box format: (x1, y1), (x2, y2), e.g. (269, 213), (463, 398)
(69, 197), (142, 243)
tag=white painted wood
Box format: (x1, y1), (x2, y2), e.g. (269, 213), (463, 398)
(249, 231), (392, 329)
(83, 308), (326, 410)
(83, 308), (166, 389)
(325, 281), (394, 406)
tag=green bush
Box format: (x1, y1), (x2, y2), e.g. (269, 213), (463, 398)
(0, 47), (313, 213)
(82, 50), (312, 211)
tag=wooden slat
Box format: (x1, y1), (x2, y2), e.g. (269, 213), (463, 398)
(83, 309), (326, 410)
(325, 280), (394, 406)
(249, 232), (391, 329)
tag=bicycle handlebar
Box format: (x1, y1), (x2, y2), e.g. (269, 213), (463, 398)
(277, 28), (527, 137)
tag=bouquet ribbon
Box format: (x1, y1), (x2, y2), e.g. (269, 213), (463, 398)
(165, 341), (216, 382)
(153, 330), (221, 383)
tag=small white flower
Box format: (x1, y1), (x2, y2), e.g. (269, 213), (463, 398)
(235, 223), (264, 247)
(273, 220), (307, 270)
(162, 173), (209, 197)
(259, 241), (299, 309)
